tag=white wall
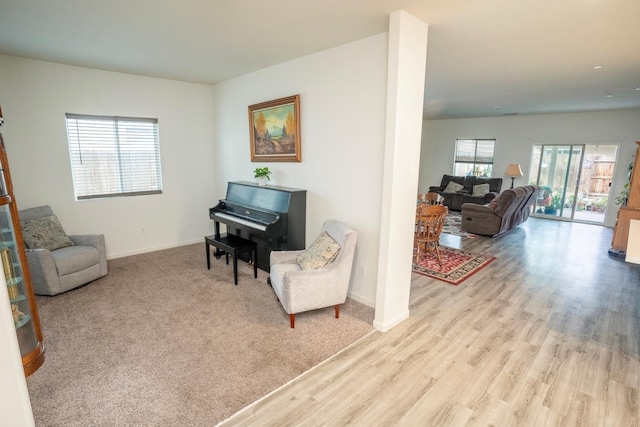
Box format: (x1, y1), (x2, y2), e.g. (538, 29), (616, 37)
(211, 34), (388, 305)
(419, 109), (640, 227)
(0, 54), (216, 257)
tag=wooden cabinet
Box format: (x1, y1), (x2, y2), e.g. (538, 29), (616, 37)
(610, 141), (640, 254)
(0, 114), (44, 376)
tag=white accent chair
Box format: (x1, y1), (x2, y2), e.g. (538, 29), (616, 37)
(269, 220), (357, 328)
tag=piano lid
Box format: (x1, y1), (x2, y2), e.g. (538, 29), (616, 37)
(225, 181), (298, 213)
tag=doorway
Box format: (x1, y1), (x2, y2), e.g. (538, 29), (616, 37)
(529, 144), (618, 224)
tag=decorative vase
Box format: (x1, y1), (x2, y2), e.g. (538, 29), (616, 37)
(258, 177), (267, 187)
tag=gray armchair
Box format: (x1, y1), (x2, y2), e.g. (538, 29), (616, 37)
(269, 220), (357, 328)
(18, 205), (107, 296)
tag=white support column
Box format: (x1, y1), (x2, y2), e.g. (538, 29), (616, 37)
(374, 10), (428, 332)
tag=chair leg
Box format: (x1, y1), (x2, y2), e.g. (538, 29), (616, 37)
(335, 304), (340, 319)
(290, 314), (295, 328)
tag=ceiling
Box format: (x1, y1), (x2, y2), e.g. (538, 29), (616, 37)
(1, 0), (639, 119)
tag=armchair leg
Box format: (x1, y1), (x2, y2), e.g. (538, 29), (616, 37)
(290, 314), (295, 328)
(335, 304), (340, 319)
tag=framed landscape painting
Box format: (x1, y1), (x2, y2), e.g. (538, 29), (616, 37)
(249, 94), (301, 162)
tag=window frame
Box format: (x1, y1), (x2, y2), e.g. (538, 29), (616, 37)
(453, 139), (496, 177)
(65, 113), (163, 200)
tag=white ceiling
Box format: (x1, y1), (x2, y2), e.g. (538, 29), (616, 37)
(1, 0), (639, 119)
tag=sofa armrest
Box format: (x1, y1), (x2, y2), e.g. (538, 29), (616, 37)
(282, 263), (345, 314)
(270, 249), (305, 265)
(460, 202), (497, 218)
(69, 234), (101, 247)
(428, 186), (443, 192)
(69, 234), (107, 276)
(25, 249), (61, 296)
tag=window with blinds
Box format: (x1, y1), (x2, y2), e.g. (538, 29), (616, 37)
(65, 114), (163, 200)
(453, 139), (495, 177)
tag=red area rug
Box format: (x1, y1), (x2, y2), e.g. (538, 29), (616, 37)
(412, 246), (496, 285)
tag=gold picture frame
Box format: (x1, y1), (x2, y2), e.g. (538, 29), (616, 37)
(249, 94), (301, 162)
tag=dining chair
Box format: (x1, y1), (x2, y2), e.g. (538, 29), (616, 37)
(418, 192), (444, 205)
(424, 192), (444, 205)
(414, 204), (448, 264)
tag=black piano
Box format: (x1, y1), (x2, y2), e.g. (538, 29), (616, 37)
(209, 181), (306, 272)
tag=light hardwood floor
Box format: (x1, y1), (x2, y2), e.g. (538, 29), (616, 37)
(219, 218), (640, 426)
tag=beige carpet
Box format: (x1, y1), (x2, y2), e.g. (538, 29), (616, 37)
(26, 243), (374, 426)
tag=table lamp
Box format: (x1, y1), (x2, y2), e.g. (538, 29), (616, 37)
(504, 164), (523, 188)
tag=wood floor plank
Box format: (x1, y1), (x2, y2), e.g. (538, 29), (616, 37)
(219, 219), (640, 427)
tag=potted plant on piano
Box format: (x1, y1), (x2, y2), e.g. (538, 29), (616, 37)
(254, 166), (272, 187)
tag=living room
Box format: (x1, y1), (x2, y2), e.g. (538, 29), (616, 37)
(419, 109), (640, 230)
(1, 1), (640, 425)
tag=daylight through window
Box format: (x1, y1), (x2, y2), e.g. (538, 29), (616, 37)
(453, 139), (495, 177)
(65, 114), (162, 200)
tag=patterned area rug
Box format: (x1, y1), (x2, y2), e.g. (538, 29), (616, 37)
(442, 211), (478, 238)
(412, 246), (496, 285)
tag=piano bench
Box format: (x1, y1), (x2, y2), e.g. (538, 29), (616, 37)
(205, 234), (257, 285)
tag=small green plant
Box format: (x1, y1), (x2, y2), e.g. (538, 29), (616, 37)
(615, 182), (630, 205)
(615, 160), (634, 205)
(253, 167), (272, 180)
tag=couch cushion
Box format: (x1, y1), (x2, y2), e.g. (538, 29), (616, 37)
(472, 183), (490, 197)
(21, 215), (75, 251)
(51, 245), (100, 276)
(476, 177), (503, 193)
(296, 231), (341, 270)
(443, 181), (464, 193)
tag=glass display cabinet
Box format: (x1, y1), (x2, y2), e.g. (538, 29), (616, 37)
(0, 107), (44, 376)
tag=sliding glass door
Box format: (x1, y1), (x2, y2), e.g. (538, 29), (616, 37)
(529, 144), (618, 224)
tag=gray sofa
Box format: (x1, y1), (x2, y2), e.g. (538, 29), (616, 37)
(18, 205), (107, 296)
(460, 185), (540, 236)
(429, 174), (503, 211)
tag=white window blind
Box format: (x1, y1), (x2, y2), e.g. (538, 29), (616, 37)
(65, 114), (163, 200)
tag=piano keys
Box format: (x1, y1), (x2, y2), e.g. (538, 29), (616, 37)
(210, 181), (306, 272)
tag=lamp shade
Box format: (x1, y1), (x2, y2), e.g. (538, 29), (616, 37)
(504, 164), (523, 177)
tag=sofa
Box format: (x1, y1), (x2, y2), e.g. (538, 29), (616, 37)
(429, 174), (503, 211)
(460, 185), (540, 236)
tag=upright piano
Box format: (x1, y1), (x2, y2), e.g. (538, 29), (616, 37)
(209, 181), (306, 272)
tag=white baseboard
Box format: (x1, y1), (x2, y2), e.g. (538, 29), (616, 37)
(373, 309), (409, 332)
(107, 239), (203, 260)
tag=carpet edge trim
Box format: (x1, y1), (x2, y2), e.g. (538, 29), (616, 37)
(214, 328), (378, 426)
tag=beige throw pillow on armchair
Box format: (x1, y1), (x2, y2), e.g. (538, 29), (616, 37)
(296, 231), (341, 270)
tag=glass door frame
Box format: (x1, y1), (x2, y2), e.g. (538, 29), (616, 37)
(529, 143), (619, 224)
(530, 144), (585, 222)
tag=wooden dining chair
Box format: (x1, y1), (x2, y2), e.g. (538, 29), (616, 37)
(418, 192), (444, 205)
(425, 192), (444, 205)
(414, 204), (448, 264)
